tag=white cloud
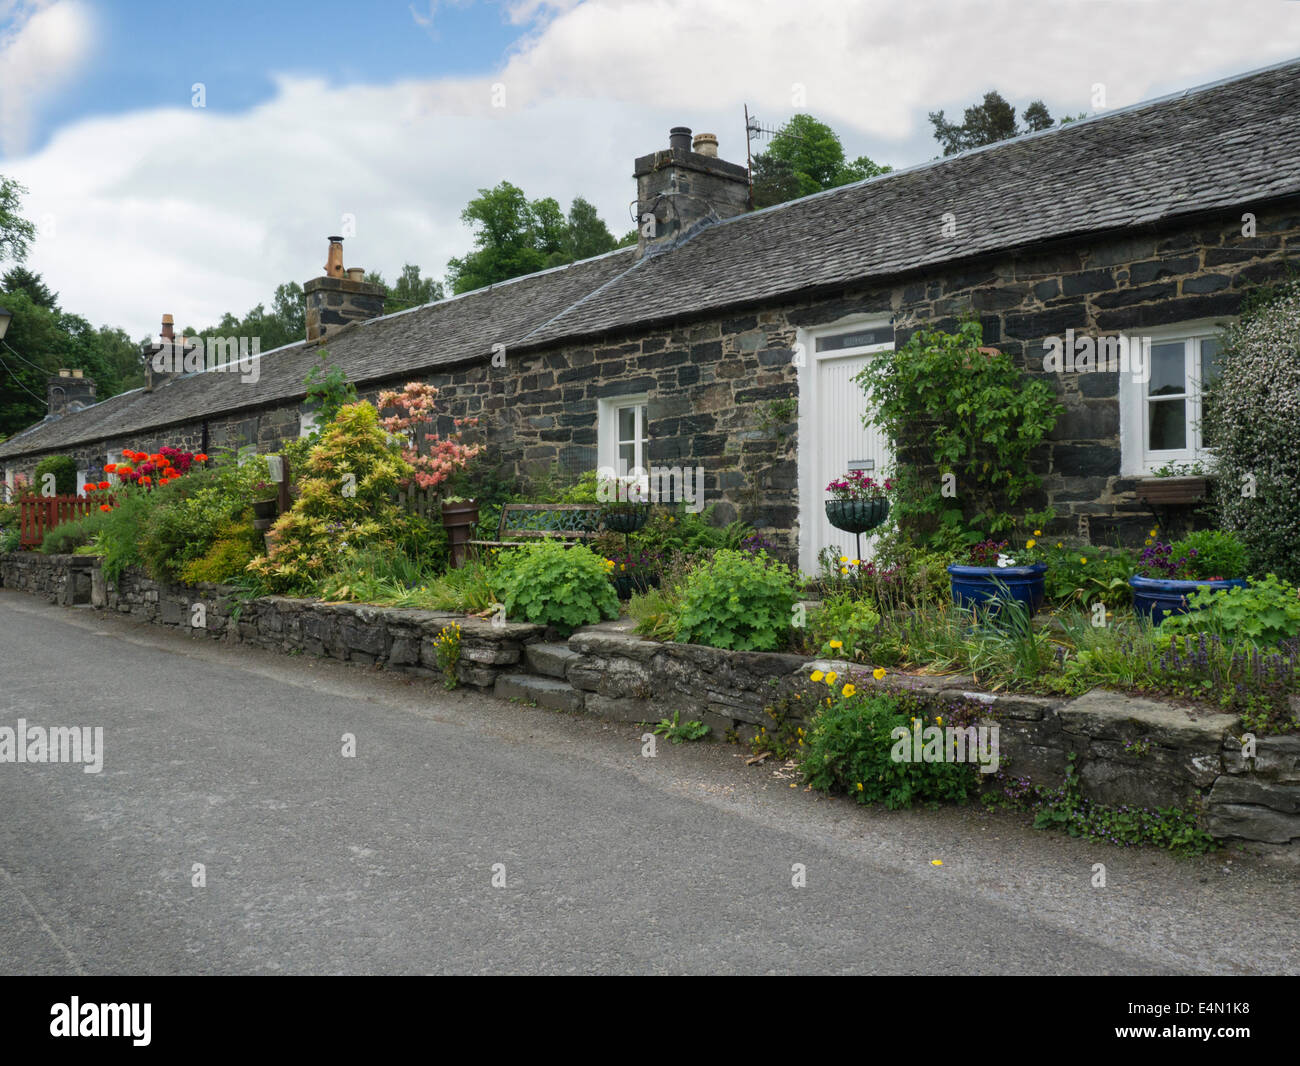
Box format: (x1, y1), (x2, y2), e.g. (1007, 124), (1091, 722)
(5, 0), (1300, 340)
(0, 0), (94, 156)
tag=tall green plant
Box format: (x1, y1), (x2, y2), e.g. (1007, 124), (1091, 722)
(856, 319), (1062, 540)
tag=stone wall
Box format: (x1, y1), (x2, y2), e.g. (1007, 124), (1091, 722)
(5, 197), (1298, 557)
(4, 551), (1297, 849)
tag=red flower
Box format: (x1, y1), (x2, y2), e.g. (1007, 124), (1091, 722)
(99, 503), (112, 512)
(97, 480), (110, 490)
(104, 463), (117, 473)
(140, 476), (152, 486)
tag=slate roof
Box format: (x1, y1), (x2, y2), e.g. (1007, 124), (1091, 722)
(5, 55), (1300, 461)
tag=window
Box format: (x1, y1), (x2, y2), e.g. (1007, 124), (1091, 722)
(299, 411), (318, 439)
(1120, 322), (1226, 475)
(597, 394), (649, 479)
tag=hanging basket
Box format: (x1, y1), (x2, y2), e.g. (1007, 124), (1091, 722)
(601, 502), (651, 534)
(825, 497), (890, 535)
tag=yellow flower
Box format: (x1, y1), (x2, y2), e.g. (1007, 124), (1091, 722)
(856, 782), (864, 792)
(1056, 541), (1063, 548)
(931, 859), (943, 866)
(1026, 538), (1036, 549)
(1080, 557), (1087, 565)
(810, 670), (824, 682)
(838, 556), (848, 563)
(1033, 529), (1041, 536)
(842, 683), (856, 697)
(872, 667), (886, 681)
(1149, 528), (1158, 538)
(825, 671), (838, 686)
(850, 558), (860, 566)
(936, 716), (943, 726)
(840, 567), (848, 574)
(1145, 538), (1153, 546)
(829, 639), (843, 649)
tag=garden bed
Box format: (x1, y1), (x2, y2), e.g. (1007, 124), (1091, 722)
(4, 551), (1298, 851)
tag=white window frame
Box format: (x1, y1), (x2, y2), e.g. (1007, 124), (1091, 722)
(299, 410), (318, 438)
(75, 469), (88, 496)
(796, 313), (895, 574)
(597, 393), (650, 483)
(1119, 318), (1230, 476)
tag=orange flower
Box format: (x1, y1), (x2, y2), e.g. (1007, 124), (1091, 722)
(99, 503), (111, 512)
(140, 476), (152, 485)
(104, 463), (117, 473)
(195, 453), (208, 462)
(97, 480), (110, 490)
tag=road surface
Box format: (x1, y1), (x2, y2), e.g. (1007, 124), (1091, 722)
(0, 588), (1295, 975)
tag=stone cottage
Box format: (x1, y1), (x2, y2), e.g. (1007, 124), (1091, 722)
(3, 57), (1299, 571)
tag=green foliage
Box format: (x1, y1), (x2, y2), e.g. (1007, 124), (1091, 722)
(433, 622), (462, 690)
(33, 454), (77, 496)
(1160, 574), (1300, 649)
(0, 175), (37, 264)
(493, 540), (619, 634)
(92, 486), (155, 582)
(137, 456), (270, 581)
(447, 182), (622, 294)
(1020, 754), (1215, 855)
(1203, 281), (1300, 580)
(40, 509), (107, 554)
(248, 402), (416, 592)
(364, 264), (444, 314)
(855, 319), (1062, 539)
(1035, 543), (1135, 608)
(751, 114), (891, 208)
(1173, 529), (1248, 580)
(928, 91), (1063, 155)
(801, 690), (979, 809)
(0, 526), (18, 553)
(652, 711), (710, 743)
(425, 559), (501, 613)
(809, 591), (881, 661)
(302, 350), (357, 428)
(179, 514), (262, 584)
(627, 581), (683, 641)
(633, 505), (753, 557)
(673, 550), (797, 651)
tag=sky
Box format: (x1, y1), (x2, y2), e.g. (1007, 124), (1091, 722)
(2, 0), (1300, 340)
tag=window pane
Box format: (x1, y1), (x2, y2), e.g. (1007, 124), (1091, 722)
(619, 443), (635, 474)
(1199, 337), (1223, 387)
(618, 406), (635, 443)
(1148, 342), (1185, 396)
(1149, 399), (1187, 450)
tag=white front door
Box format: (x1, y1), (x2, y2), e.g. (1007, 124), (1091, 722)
(797, 318), (893, 575)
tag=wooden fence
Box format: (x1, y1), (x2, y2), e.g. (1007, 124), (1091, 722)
(18, 494), (112, 548)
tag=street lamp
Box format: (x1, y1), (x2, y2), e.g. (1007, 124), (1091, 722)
(0, 304), (11, 340)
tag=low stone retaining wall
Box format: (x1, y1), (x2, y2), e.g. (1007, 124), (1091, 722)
(3, 551), (1297, 850)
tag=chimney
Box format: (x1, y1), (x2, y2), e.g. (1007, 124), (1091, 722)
(144, 312), (189, 392)
(634, 126), (750, 258)
(304, 236), (385, 342)
(47, 367), (96, 417)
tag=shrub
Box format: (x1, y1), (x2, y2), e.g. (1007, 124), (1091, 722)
(247, 402), (416, 592)
(855, 318), (1062, 539)
(1159, 573), (1300, 648)
(180, 515), (262, 584)
(0, 527), (18, 553)
(33, 454), (77, 496)
(493, 540), (619, 634)
(809, 591), (881, 661)
(1172, 529), (1248, 580)
(672, 549), (797, 651)
(1203, 281), (1300, 580)
(425, 559), (501, 613)
(801, 686), (980, 809)
(40, 510), (107, 554)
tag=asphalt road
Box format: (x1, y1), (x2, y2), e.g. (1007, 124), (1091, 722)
(0, 588), (1295, 975)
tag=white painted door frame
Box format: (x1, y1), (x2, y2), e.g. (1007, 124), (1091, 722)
(796, 314), (895, 575)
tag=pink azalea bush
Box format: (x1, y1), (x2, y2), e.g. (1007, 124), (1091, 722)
(377, 382), (482, 491)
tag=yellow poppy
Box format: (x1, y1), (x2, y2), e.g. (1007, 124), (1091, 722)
(1026, 538), (1036, 549)
(1080, 557), (1087, 564)
(842, 683), (856, 697)
(825, 671), (838, 686)
(810, 670), (824, 682)
(1033, 529), (1041, 536)
(872, 667), (886, 680)
(829, 640), (843, 649)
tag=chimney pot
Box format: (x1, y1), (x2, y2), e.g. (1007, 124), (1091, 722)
(692, 132), (718, 157)
(346, 267), (365, 283)
(668, 126), (692, 153)
(325, 236), (346, 279)
(71, 369), (83, 378)
(161, 313), (174, 340)
(59, 368), (71, 377)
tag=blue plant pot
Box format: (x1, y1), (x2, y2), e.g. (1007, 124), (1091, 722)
(1129, 575), (1247, 624)
(948, 563), (1048, 614)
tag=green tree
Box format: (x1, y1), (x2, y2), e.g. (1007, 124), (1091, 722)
(188, 281), (306, 355)
(447, 183), (627, 294)
(366, 264), (445, 314)
(0, 176), (36, 265)
(2, 266), (57, 309)
(750, 114), (891, 208)
(929, 92), (1069, 155)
